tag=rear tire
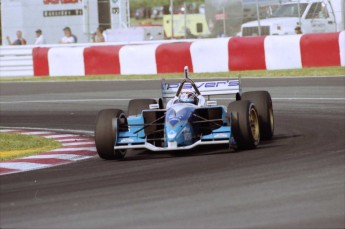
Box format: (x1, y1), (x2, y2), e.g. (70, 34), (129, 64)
(228, 100), (260, 150)
(128, 99), (157, 116)
(158, 98), (164, 109)
(241, 91), (274, 140)
(95, 109), (127, 160)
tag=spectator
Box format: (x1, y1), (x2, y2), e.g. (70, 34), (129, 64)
(295, 26), (302, 34)
(34, 29), (46, 45)
(60, 27), (76, 44)
(6, 30), (27, 45)
(94, 27), (105, 42)
(91, 32), (96, 42)
(72, 34), (78, 43)
(185, 27), (197, 39)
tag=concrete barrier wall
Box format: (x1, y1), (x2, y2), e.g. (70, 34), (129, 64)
(300, 33), (341, 67)
(7, 31), (345, 77)
(84, 46), (123, 75)
(228, 36), (266, 71)
(264, 35), (302, 70)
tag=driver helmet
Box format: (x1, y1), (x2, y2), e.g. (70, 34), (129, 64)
(178, 91), (198, 104)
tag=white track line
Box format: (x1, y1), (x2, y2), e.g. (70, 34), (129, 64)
(1, 97), (344, 104)
(57, 138), (92, 143)
(0, 129), (18, 132)
(0, 98), (130, 104)
(21, 131), (54, 135)
(50, 147), (96, 152)
(0, 127), (93, 135)
(0, 128), (97, 175)
(0, 162), (50, 171)
(62, 142), (94, 146)
(45, 134), (80, 139)
(0, 75), (343, 84)
(25, 154), (93, 161)
(272, 98), (345, 101)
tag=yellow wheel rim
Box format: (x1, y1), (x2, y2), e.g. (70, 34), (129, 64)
(269, 104), (274, 133)
(249, 107), (260, 145)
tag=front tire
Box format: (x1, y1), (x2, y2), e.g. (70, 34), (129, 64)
(241, 91), (274, 140)
(128, 99), (157, 116)
(95, 109), (127, 160)
(228, 100), (260, 150)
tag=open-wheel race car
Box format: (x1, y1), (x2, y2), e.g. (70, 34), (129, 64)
(95, 67), (274, 160)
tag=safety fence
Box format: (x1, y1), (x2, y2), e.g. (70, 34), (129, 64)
(0, 46), (34, 77)
(1, 32), (344, 78)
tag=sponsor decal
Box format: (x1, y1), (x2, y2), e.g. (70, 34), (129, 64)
(214, 133), (228, 138)
(119, 138), (134, 143)
(165, 80), (239, 90)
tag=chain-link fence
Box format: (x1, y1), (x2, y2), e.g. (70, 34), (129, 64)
(1, 0), (344, 45)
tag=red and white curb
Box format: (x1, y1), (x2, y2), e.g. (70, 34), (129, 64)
(0, 129), (97, 175)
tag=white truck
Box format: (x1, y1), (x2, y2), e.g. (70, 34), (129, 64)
(241, 0), (345, 36)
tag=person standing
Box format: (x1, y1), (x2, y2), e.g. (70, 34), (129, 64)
(34, 29), (46, 45)
(295, 26), (302, 34)
(6, 30), (27, 45)
(60, 27), (76, 44)
(94, 27), (105, 43)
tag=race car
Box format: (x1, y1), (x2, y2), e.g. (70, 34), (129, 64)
(95, 67), (274, 160)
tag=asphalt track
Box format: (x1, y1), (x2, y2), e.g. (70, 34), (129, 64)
(0, 77), (344, 228)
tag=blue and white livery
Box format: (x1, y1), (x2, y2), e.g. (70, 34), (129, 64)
(95, 67), (274, 160)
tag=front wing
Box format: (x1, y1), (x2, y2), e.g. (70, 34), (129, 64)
(115, 126), (233, 152)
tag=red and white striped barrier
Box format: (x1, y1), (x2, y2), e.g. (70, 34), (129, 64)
(33, 32), (345, 77)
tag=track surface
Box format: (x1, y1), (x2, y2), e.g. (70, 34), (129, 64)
(0, 77), (344, 228)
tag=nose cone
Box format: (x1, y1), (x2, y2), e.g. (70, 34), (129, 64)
(167, 130), (178, 148)
(167, 129), (177, 140)
(165, 104), (195, 145)
(169, 118), (179, 127)
(166, 123), (185, 142)
(165, 121), (193, 147)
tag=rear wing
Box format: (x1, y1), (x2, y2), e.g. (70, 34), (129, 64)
(161, 79), (240, 99)
(161, 66), (241, 99)
(161, 67), (241, 99)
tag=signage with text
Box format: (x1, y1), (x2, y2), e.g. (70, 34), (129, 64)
(43, 9), (83, 17)
(43, 0), (79, 4)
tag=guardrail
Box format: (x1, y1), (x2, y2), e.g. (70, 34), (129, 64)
(0, 39), (193, 78)
(0, 46), (34, 78)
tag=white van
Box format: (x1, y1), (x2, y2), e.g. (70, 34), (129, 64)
(241, 0), (344, 36)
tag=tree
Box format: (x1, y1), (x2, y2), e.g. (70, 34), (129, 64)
(130, 0), (205, 10)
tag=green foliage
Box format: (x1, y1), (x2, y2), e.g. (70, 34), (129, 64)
(0, 132), (61, 160)
(1, 67), (343, 82)
(130, 0), (205, 9)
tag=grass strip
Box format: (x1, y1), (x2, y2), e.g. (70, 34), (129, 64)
(0, 67), (344, 82)
(0, 132), (62, 161)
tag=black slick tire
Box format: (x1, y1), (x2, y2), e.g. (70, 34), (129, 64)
(228, 100), (260, 150)
(241, 91), (274, 140)
(128, 99), (157, 116)
(95, 109), (126, 160)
